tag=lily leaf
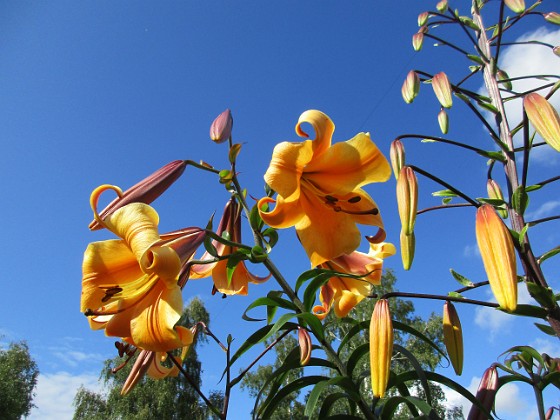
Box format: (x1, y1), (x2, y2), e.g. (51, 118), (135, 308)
(450, 269), (474, 287)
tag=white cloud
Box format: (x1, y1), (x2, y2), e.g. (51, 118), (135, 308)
(29, 371), (104, 420)
(463, 243), (480, 257)
(474, 287), (534, 339)
(529, 337), (560, 357)
(443, 376), (538, 419)
(525, 200), (560, 220)
(480, 27), (560, 164)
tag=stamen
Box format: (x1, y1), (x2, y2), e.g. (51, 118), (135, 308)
(348, 196), (362, 203)
(325, 195), (338, 203)
(112, 342), (138, 373)
(101, 286), (123, 303)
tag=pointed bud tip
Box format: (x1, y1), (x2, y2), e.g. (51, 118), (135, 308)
(210, 109), (233, 143)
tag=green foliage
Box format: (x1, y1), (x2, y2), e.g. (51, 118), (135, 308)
(0, 340), (39, 420)
(73, 298), (222, 420)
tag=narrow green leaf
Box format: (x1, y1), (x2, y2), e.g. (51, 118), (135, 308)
(512, 185), (529, 215)
(442, 197), (453, 204)
(393, 320), (447, 360)
(450, 269), (474, 287)
(466, 54), (484, 64)
(478, 100), (499, 113)
(346, 343), (369, 377)
(318, 392), (351, 418)
(534, 323), (556, 336)
(267, 291), (283, 324)
(505, 303), (548, 319)
(295, 268), (325, 294)
(526, 282), (556, 308)
(432, 189), (457, 197)
(381, 396), (440, 419)
(538, 247), (560, 264)
(338, 320), (369, 356)
(476, 150), (506, 162)
(524, 184), (543, 193)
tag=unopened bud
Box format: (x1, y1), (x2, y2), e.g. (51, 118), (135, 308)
(412, 32), (424, 51)
(370, 299), (393, 398)
(397, 166), (418, 235)
(432, 72), (453, 108)
(298, 327), (312, 366)
(467, 366), (499, 420)
(401, 70), (420, 104)
(210, 109), (233, 143)
(554, 46), (560, 57)
(390, 140), (405, 179)
(436, 0), (448, 12)
(486, 179), (508, 218)
(475, 204), (518, 311)
(89, 160), (187, 230)
(504, 0), (525, 13)
(523, 93), (560, 152)
(438, 108), (449, 134)
(400, 230), (415, 271)
(443, 301), (463, 375)
(418, 12), (429, 27)
(544, 12), (560, 25)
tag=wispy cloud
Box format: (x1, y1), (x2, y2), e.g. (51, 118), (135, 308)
(45, 337), (107, 370)
(525, 200), (560, 221)
(480, 27), (560, 164)
(29, 371), (104, 420)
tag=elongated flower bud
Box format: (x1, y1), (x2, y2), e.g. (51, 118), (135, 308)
(397, 166), (418, 235)
(475, 205), (518, 311)
(436, 0), (448, 12)
(467, 366), (499, 420)
(400, 230), (415, 271)
(438, 109), (449, 134)
(545, 12), (560, 25)
(412, 32), (424, 51)
(370, 299), (393, 398)
(210, 109), (233, 143)
(418, 12), (429, 27)
(443, 301), (463, 375)
(298, 327), (312, 366)
(486, 179), (508, 218)
(523, 93), (560, 152)
(390, 140), (405, 179)
(89, 160), (187, 230)
(432, 72), (453, 108)
(504, 0), (525, 13)
(402, 71), (420, 104)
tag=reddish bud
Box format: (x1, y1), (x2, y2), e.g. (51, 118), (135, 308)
(210, 109), (233, 143)
(418, 12), (429, 27)
(432, 72), (453, 108)
(524, 92), (560, 152)
(298, 327), (312, 366)
(401, 70), (420, 104)
(436, 0), (448, 12)
(545, 12), (560, 25)
(467, 366), (499, 420)
(412, 32), (424, 51)
(89, 160), (187, 230)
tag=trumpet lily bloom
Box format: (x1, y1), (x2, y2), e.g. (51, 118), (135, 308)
(82, 185), (205, 352)
(258, 110), (391, 267)
(190, 199), (270, 295)
(312, 242), (396, 319)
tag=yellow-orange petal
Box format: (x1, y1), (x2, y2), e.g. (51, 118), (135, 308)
(396, 166), (418, 235)
(295, 110), (335, 158)
(475, 205), (518, 311)
(258, 196), (305, 229)
(370, 299), (393, 398)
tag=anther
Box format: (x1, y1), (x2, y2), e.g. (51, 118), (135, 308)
(325, 195), (338, 203)
(348, 196), (362, 203)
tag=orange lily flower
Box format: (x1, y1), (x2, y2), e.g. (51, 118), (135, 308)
(82, 185), (205, 352)
(312, 242), (396, 319)
(190, 199), (270, 295)
(258, 110), (391, 267)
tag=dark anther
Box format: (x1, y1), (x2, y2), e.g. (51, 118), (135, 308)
(102, 286), (123, 303)
(348, 196), (362, 203)
(372, 208), (379, 215)
(84, 309), (94, 317)
(325, 195), (338, 203)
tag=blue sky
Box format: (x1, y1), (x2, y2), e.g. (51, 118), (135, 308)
(0, 1), (559, 418)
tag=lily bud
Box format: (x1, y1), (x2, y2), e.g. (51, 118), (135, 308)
(390, 140), (405, 179)
(544, 12), (560, 25)
(475, 204), (518, 312)
(504, 0), (525, 13)
(486, 179), (508, 218)
(432, 72), (453, 108)
(89, 160), (187, 230)
(210, 108), (233, 143)
(467, 366), (499, 420)
(397, 166), (418, 235)
(370, 299), (393, 398)
(401, 70), (420, 104)
(554, 46), (560, 57)
(443, 301), (463, 375)
(412, 32), (424, 51)
(438, 108), (449, 134)
(298, 327), (312, 366)
(523, 93), (560, 152)
(436, 0), (448, 12)
(400, 230), (415, 271)
(418, 12), (429, 27)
